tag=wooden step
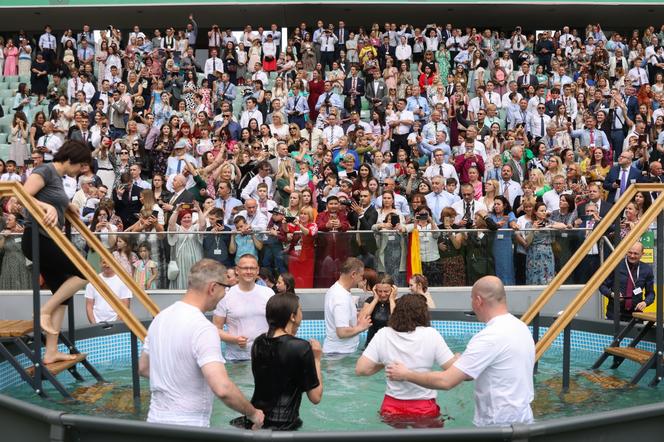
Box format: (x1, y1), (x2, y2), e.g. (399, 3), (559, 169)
(0, 320), (34, 338)
(604, 347), (653, 365)
(26, 353), (87, 377)
(632, 312), (657, 322)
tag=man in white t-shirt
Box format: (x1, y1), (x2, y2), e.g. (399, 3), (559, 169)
(84, 260), (132, 324)
(213, 254), (274, 361)
(322, 257), (371, 354)
(139, 259), (263, 429)
(387, 276), (535, 427)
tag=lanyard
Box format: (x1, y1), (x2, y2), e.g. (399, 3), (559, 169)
(625, 259), (639, 286)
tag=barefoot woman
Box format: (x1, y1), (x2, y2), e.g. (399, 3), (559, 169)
(22, 140), (92, 364)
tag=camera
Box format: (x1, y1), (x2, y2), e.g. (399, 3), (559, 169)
(180, 203), (193, 210)
(389, 213), (400, 227)
(340, 199), (353, 207)
(416, 213), (429, 221)
(285, 215), (296, 222)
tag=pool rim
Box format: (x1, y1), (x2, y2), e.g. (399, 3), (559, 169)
(1, 311), (663, 441)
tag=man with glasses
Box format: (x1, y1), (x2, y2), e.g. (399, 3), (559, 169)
(140, 259), (264, 429)
(286, 84), (309, 129)
(213, 254), (274, 361)
(215, 181), (242, 227)
(542, 175), (571, 212)
(451, 183), (488, 226)
(213, 106), (241, 141)
(526, 101), (551, 142)
(570, 114), (610, 152)
(425, 176), (457, 225)
(241, 161), (273, 201)
(129, 164), (150, 189)
(604, 150), (640, 202)
(235, 198), (268, 233)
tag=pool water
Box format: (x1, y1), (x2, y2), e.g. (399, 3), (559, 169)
(4, 333), (664, 430)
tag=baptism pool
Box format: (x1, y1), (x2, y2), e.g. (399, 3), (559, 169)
(2, 319), (664, 432)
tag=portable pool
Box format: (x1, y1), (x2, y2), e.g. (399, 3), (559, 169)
(1, 316), (664, 441)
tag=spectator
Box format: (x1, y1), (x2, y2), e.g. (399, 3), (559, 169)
(525, 202), (555, 285)
(488, 196), (518, 285)
(85, 259), (132, 324)
(167, 202), (205, 289)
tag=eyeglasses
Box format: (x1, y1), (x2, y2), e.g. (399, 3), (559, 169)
(237, 266), (258, 271)
(120, 151), (129, 154)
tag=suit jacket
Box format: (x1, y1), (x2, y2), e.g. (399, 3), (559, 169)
(343, 76), (366, 98)
(90, 91), (110, 110)
(108, 100), (127, 129)
(625, 95), (639, 122)
(599, 260), (654, 315)
(506, 158), (527, 184)
(70, 128), (94, 150)
(268, 156), (296, 176)
(516, 74), (538, 93)
(577, 199), (613, 218)
(170, 189), (195, 206)
(347, 205), (378, 254)
(365, 79), (387, 107)
(544, 99), (563, 117)
(603, 165), (641, 202)
(113, 184), (143, 228)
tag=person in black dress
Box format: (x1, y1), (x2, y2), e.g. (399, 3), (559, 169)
(360, 275), (397, 347)
(232, 292), (323, 430)
(22, 140), (92, 365)
(30, 52), (50, 104)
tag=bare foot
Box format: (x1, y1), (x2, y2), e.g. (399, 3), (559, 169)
(43, 352), (78, 365)
(40, 314), (59, 335)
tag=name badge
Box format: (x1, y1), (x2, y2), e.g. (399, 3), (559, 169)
(294, 245), (302, 251)
(633, 287), (643, 296)
(131, 196), (138, 201)
(388, 235), (396, 240)
(630, 179), (636, 184)
(561, 232), (568, 238)
(497, 234), (504, 240)
(213, 249), (222, 255)
(14, 237), (22, 244)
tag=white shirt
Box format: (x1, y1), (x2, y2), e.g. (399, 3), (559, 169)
(213, 284), (274, 361)
(451, 198), (488, 224)
(37, 134), (63, 162)
(84, 273), (132, 323)
(502, 91), (522, 109)
(240, 174), (273, 201)
(423, 162), (459, 183)
(240, 108), (263, 129)
(204, 57), (224, 77)
(322, 125), (344, 146)
(394, 110), (415, 135)
(454, 313), (535, 427)
(499, 180), (523, 209)
(542, 189), (570, 212)
(323, 281), (358, 354)
(363, 326), (454, 400)
(144, 301), (225, 427)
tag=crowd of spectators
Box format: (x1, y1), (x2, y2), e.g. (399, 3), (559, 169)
(1, 18), (664, 290)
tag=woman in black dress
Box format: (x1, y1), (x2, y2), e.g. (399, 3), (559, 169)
(30, 52), (49, 104)
(234, 292), (323, 430)
(22, 140), (92, 364)
(360, 275), (397, 347)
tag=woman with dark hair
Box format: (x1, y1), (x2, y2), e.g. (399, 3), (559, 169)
(526, 202), (555, 285)
(550, 193), (577, 279)
(633, 190), (652, 218)
(21, 140), (92, 364)
(488, 195), (518, 285)
(275, 272), (296, 294)
(234, 292), (323, 430)
(356, 294), (454, 426)
(360, 275), (397, 347)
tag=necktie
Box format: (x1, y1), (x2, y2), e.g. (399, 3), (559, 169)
(212, 58), (216, 73)
(464, 201), (472, 220)
(503, 181), (510, 200)
(589, 130), (595, 145)
(540, 116), (545, 137)
(625, 263), (636, 311)
(434, 122), (438, 133)
(489, 92), (493, 103)
(340, 29), (344, 43)
(620, 169), (627, 194)
(439, 165), (444, 176)
(177, 159), (183, 173)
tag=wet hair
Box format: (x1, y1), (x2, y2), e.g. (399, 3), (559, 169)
(410, 273), (429, 293)
(53, 140), (92, 164)
(363, 268), (379, 291)
(265, 292), (299, 338)
(278, 272), (296, 293)
(388, 294), (431, 333)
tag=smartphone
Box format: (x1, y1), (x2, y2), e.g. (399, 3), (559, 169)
(285, 216), (296, 222)
(152, 210), (159, 217)
(615, 179), (621, 185)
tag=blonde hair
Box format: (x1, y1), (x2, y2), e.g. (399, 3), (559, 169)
(529, 169), (546, 188)
(300, 206), (314, 223)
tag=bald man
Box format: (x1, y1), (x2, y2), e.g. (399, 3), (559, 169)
(386, 276), (535, 427)
(599, 242), (654, 321)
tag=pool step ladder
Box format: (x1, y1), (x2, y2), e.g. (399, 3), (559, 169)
(591, 312), (662, 386)
(0, 319), (105, 399)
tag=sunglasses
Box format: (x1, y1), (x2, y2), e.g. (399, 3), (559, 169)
(120, 151), (129, 154)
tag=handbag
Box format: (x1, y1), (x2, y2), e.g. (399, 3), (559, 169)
(167, 239), (186, 281)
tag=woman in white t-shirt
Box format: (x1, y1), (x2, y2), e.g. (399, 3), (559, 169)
(356, 294), (456, 426)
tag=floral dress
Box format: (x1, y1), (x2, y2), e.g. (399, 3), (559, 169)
(182, 80), (198, 111)
(525, 223), (555, 285)
(134, 258), (158, 290)
(436, 50), (451, 86)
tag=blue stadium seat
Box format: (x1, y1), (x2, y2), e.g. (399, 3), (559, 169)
(0, 133), (8, 144)
(0, 143), (10, 161)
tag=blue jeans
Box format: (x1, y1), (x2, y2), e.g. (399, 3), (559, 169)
(610, 129), (626, 162)
(261, 242), (287, 275)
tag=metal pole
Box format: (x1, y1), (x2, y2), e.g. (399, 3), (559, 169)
(612, 216), (621, 337)
(656, 211), (663, 385)
(533, 313), (540, 374)
(130, 333), (141, 411)
(31, 226), (42, 394)
(562, 323), (571, 392)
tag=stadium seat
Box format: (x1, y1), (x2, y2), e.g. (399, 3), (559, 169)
(0, 133), (8, 144)
(0, 90), (13, 100)
(0, 144), (10, 161)
(0, 83), (9, 90)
